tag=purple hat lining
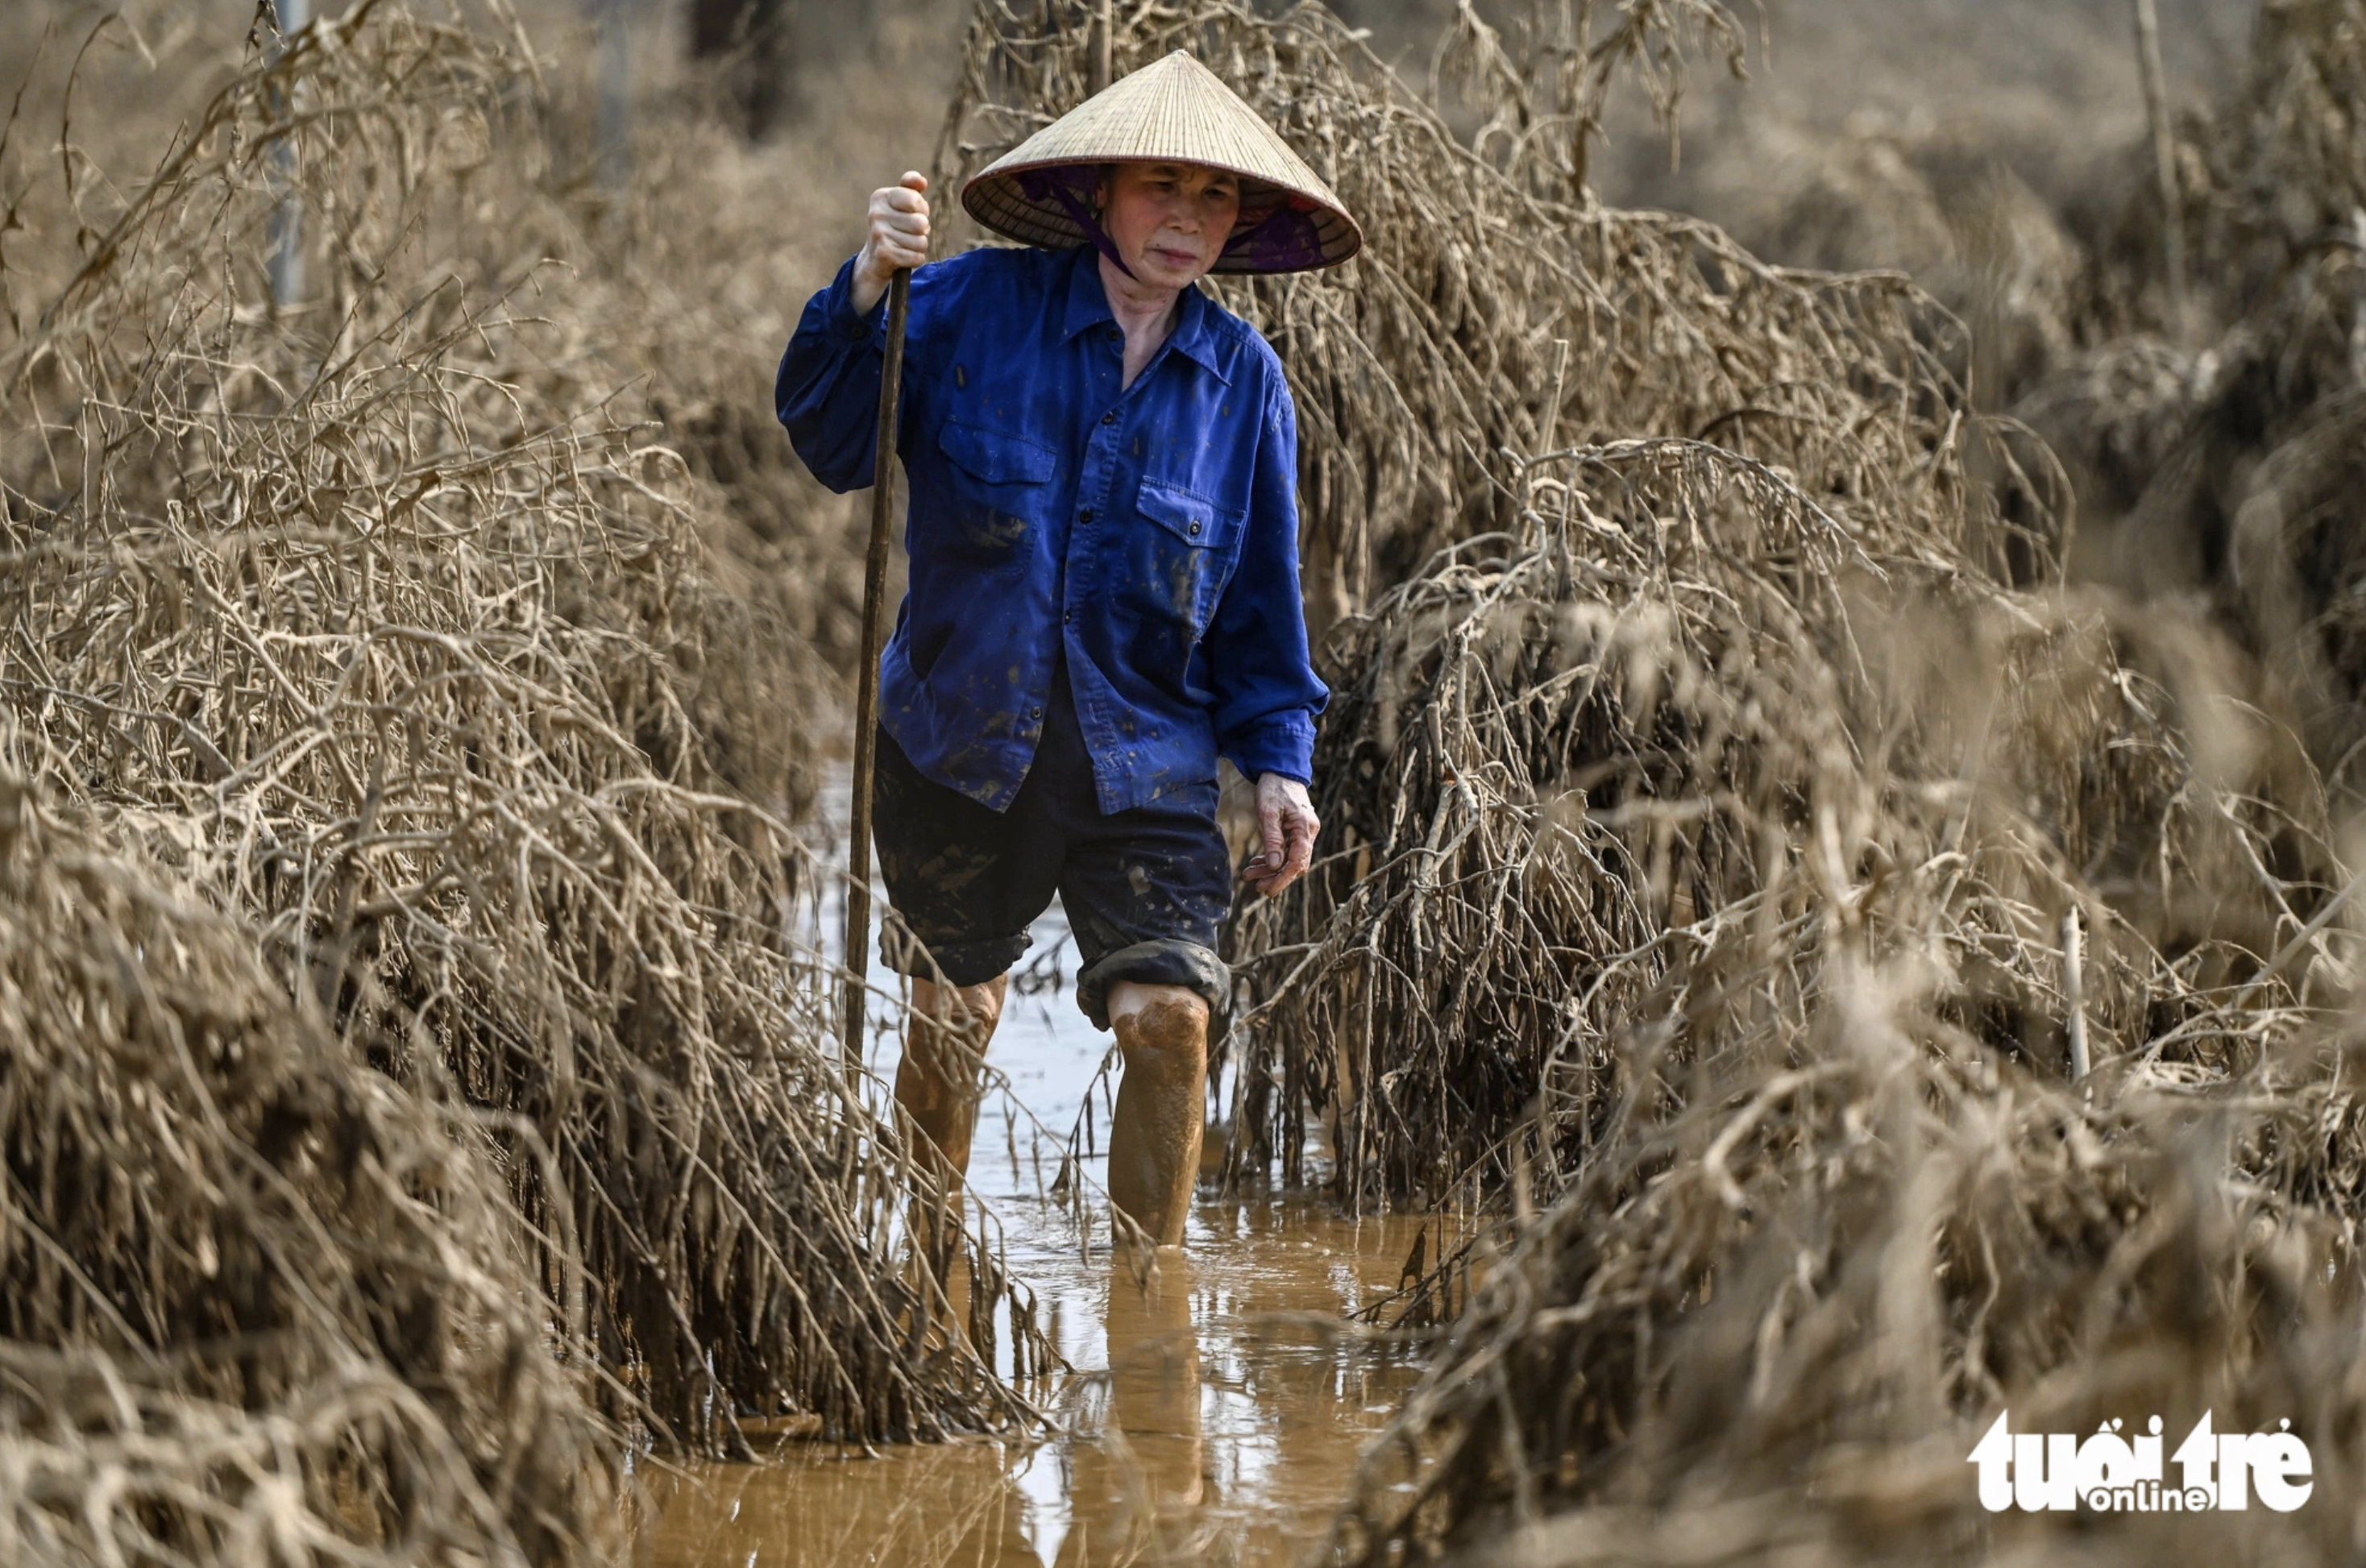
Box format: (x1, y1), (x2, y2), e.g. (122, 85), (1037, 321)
(1013, 164), (1333, 275)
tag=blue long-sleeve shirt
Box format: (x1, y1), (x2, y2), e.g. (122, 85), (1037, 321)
(776, 243), (1327, 815)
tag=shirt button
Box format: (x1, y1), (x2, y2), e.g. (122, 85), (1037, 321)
(1031, 706), (1044, 720)
(1189, 521), (1202, 537)
(1078, 507), (1094, 523)
(1063, 610), (1073, 624)
(1101, 412), (1116, 426)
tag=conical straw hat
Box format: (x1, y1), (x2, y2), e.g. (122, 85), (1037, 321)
(962, 51), (1362, 275)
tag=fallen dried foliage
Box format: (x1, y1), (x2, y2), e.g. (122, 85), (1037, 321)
(0, 778), (608, 1566)
(2023, 2), (2366, 785)
(0, 2), (1047, 1525)
(1333, 977), (2366, 1565)
(1252, 4), (2366, 1554)
(1233, 436), (2366, 1558)
(1227, 438), (2310, 1197)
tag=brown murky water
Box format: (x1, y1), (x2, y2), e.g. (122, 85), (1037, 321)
(637, 1205), (1427, 1567)
(636, 786), (1432, 1567)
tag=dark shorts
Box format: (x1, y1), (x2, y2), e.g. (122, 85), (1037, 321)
(872, 662), (1232, 1030)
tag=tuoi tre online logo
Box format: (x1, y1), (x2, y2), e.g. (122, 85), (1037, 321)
(1968, 1411), (2312, 1512)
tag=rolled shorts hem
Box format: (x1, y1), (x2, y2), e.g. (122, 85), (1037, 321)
(1075, 940), (1231, 1031)
(879, 919), (1031, 989)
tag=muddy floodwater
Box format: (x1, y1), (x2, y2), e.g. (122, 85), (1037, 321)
(635, 778), (1430, 1566)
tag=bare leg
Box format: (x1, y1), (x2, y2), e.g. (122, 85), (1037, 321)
(894, 975), (1007, 1346)
(1105, 981), (1208, 1249)
(893, 974), (1008, 1188)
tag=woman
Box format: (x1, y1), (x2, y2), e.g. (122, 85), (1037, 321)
(777, 52), (1359, 1249)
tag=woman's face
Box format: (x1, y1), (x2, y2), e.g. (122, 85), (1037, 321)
(1098, 162), (1242, 288)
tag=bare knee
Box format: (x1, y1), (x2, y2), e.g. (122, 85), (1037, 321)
(916, 974), (1007, 1035)
(1110, 982), (1207, 1072)
(906, 974), (1007, 1087)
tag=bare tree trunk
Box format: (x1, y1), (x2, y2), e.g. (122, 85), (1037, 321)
(691, 0), (795, 139)
(2131, 0), (2189, 338)
(1090, 0), (1113, 93)
(268, 0), (308, 310)
(596, 0), (631, 197)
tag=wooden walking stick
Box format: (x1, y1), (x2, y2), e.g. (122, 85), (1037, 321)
(841, 266), (913, 1080)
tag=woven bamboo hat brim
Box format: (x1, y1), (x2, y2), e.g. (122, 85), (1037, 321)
(962, 51), (1362, 275)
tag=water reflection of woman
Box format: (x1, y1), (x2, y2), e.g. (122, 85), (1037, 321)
(1057, 1259), (1205, 1566)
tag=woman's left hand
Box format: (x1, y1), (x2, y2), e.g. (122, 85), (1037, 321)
(1243, 774), (1319, 898)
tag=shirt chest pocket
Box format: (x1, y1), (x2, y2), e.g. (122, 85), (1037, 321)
(934, 417), (1058, 574)
(1133, 478), (1247, 634)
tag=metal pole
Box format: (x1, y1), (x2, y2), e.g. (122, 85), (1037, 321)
(841, 268), (913, 1080)
(268, 0), (309, 310)
(2131, 0), (2188, 337)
